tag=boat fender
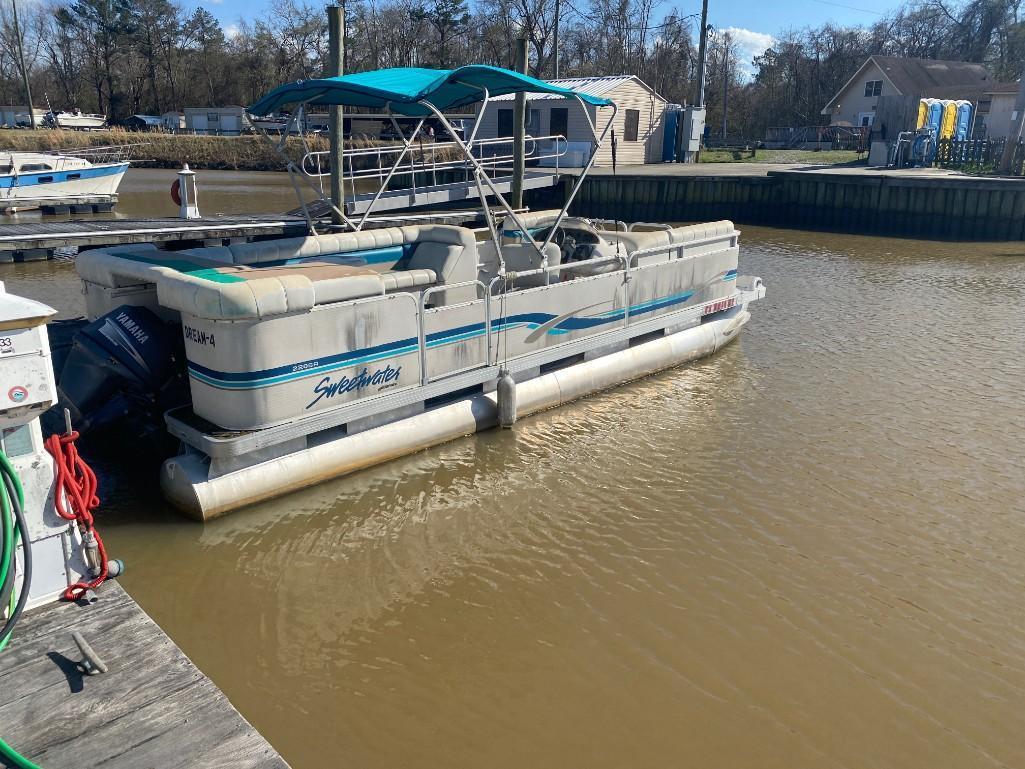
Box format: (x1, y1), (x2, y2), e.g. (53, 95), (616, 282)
(170, 178), (181, 206)
(497, 371), (517, 427)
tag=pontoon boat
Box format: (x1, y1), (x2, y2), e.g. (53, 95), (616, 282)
(52, 65), (765, 519)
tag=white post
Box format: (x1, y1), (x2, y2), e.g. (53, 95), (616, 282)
(177, 163), (200, 219)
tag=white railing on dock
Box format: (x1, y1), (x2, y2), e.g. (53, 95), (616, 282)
(301, 135), (568, 186)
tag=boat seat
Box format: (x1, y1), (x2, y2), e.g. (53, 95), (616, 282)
(502, 242), (561, 288)
(605, 220), (736, 264)
(380, 269), (436, 292)
(156, 261), (388, 320)
(501, 209), (564, 241)
(75, 247), (227, 288)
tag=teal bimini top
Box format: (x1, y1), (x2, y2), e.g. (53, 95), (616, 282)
(248, 65), (614, 117)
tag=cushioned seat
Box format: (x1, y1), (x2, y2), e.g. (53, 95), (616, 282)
(605, 220), (736, 258)
(75, 247), (227, 288)
(156, 261), (387, 320)
(380, 269), (437, 291)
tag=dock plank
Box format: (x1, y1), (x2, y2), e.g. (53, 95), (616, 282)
(0, 215), (311, 253)
(0, 581), (288, 769)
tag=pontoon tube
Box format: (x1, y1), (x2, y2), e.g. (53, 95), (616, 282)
(161, 305), (752, 520)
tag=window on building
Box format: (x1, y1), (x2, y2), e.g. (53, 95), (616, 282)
(550, 108), (569, 138)
(864, 80), (882, 97)
(207, 112), (221, 122)
(497, 109), (514, 137)
(624, 109), (640, 141)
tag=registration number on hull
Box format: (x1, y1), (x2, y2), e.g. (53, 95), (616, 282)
(702, 296), (737, 316)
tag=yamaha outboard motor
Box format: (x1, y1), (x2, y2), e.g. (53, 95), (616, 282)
(43, 305), (189, 453)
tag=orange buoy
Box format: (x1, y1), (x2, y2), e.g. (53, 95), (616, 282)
(170, 178), (182, 206)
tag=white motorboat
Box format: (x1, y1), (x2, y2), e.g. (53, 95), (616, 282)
(44, 110), (107, 130)
(51, 65), (765, 519)
(0, 148), (129, 202)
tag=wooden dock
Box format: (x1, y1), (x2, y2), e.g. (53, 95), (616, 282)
(0, 214), (311, 261)
(0, 195), (117, 216)
(0, 581), (289, 768)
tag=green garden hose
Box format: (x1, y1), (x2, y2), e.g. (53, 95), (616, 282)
(0, 447), (43, 769)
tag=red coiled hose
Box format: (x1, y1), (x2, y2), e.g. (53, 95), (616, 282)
(44, 432), (107, 601)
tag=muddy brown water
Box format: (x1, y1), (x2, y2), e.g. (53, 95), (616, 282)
(3, 168), (1025, 769)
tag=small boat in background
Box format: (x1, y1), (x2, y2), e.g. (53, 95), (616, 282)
(0, 147), (130, 202)
(249, 115), (288, 133)
(44, 110), (107, 130)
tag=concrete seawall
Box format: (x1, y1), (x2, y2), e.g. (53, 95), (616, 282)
(530, 166), (1025, 240)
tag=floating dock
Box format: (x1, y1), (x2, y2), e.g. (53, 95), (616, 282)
(0, 214), (312, 262)
(0, 581), (288, 768)
(0, 195), (117, 216)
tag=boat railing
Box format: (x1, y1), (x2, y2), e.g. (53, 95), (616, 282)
(300, 135), (568, 187)
(627, 222), (674, 232)
(623, 232), (740, 266)
(39, 144), (143, 164)
(418, 279), (491, 383)
(404, 230), (739, 383)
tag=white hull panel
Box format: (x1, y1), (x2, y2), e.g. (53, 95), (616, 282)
(0, 164), (127, 201)
(161, 306), (750, 520)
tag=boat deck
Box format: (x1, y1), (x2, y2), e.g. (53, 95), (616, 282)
(0, 581), (289, 768)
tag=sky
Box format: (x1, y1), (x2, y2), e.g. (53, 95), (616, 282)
(189, 0), (898, 78)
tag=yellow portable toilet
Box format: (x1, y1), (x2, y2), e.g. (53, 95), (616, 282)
(917, 99), (929, 129)
(940, 100), (958, 140)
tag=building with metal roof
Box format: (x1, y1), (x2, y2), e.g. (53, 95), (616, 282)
(473, 75), (668, 167)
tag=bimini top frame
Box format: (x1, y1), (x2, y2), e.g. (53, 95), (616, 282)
(247, 65), (619, 271)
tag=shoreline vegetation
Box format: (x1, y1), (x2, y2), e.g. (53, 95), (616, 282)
(0, 129), (867, 173)
(0, 129), (467, 172)
(0, 129), (326, 172)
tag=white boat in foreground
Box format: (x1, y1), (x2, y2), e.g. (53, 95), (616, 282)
(51, 65), (765, 520)
(0, 148), (129, 202)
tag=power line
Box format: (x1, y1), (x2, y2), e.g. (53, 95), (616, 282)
(810, 0), (885, 16)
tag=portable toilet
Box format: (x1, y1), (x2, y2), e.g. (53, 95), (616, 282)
(940, 100), (958, 139)
(917, 99), (929, 129)
(954, 101), (973, 141)
(662, 108), (680, 162)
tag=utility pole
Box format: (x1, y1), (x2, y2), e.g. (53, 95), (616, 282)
(694, 0), (710, 109)
(340, 0), (348, 73)
(721, 32), (730, 139)
(999, 74), (1025, 175)
(553, 0), (561, 79)
(676, 0), (709, 161)
(512, 33), (527, 209)
(11, 0), (35, 130)
(327, 3), (344, 225)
